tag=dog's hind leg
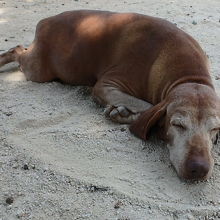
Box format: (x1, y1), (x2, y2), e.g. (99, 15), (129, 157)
(0, 43), (55, 83)
(93, 81), (152, 124)
(0, 45), (26, 68)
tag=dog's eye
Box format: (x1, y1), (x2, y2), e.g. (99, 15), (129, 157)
(211, 127), (220, 132)
(212, 128), (220, 145)
(171, 122), (186, 130)
(211, 127), (220, 137)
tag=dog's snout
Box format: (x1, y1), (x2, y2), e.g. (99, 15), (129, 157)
(185, 159), (210, 180)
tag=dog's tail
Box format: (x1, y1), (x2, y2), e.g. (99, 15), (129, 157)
(0, 45), (26, 68)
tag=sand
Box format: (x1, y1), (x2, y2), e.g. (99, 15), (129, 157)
(0, 0), (220, 219)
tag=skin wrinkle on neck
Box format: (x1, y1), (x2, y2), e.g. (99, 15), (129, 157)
(161, 75), (214, 102)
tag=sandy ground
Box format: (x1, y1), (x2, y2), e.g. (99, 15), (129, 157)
(0, 0), (220, 219)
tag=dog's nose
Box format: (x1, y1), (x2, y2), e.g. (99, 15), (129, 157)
(185, 159), (209, 180)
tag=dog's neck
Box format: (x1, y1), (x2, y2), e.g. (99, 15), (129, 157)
(161, 75), (214, 101)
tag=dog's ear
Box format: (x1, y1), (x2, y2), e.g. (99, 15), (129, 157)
(130, 100), (169, 140)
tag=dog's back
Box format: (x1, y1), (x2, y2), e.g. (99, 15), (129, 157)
(0, 10), (211, 104)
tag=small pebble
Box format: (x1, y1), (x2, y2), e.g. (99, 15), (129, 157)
(185, 213), (195, 220)
(148, 210), (153, 214)
(5, 112), (13, 116)
(4, 39), (8, 42)
(114, 201), (123, 209)
(6, 197), (14, 205)
(23, 164), (29, 170)
(12, 164), (19, 169)
(192, 20), (197, 25)
(106, 147), (111, 152)
(120, 127), (126, 132)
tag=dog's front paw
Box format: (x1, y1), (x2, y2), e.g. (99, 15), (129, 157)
(104, 105), (140, 124)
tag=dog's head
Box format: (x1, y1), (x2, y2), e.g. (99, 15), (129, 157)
(130, 83), (220, 181)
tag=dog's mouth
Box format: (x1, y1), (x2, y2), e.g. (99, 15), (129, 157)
(172, 166), (210, 182)
(181, 171), (210, 182)
(180, 172), (211, 182)
(168, 141), (214, 181)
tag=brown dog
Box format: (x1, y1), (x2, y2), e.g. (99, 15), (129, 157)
(0, 10), (219, 181)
